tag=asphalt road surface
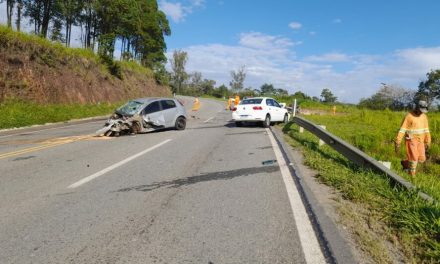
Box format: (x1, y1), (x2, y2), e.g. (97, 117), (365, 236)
(0, 97), (328, 264)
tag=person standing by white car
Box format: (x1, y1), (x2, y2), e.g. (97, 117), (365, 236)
(232, 97), (289, 127)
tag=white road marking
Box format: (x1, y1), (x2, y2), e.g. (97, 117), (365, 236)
(0, 121), (104, 139)
(203, 117), (214, 123)
(267, 128), (326, 264)
(67, 139), (172, 189)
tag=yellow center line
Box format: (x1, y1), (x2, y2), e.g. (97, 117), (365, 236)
(0, 134), (100, 160)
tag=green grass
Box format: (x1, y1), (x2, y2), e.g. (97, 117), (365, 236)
(299, 109), (440, 201)
(0, 100), (120, 129)
(283, 112), (440, 262)
(0, 25), (98, 62)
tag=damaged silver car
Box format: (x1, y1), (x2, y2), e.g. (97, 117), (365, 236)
(96, 97), (187, 137)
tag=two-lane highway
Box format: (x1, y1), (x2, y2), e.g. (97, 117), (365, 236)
(0, 98), (326, 263)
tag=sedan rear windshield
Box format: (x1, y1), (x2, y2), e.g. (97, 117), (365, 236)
(240, 99), (263, 105)
(116, 101), (144, 115)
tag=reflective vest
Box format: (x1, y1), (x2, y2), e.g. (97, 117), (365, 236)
(395, 112), (431, 145)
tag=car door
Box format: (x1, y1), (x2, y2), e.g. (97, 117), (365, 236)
(272, 99), (286, 121)
(142, 100), (165, 127)
(160, 99), (178, 127)
(266, 99), (282, 122)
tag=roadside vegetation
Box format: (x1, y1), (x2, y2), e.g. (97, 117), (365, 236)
(0, 99), (119, 129)
(282, 106), (440, 263)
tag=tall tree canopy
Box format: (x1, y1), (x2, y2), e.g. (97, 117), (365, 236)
(229, 66), (246, 92)
(416, 69), (440, 106)
(170, 50), (188, 94)
(320, 88), (337, 103)
(359, 85), (415, 110)
(3, 0), (170, 70)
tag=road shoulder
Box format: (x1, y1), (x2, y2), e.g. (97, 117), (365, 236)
(271, 126), (363, 264)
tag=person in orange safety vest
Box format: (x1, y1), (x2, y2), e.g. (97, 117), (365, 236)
(234, 95), (240, 106)
(395, 100), (431, 176)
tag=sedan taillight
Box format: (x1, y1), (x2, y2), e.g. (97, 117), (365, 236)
(232, 107), (237, 111)
(253, 106), (263, 110)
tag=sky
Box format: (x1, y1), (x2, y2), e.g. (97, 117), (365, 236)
(2, 1), (440, 103)
(159, 0), (440, 103)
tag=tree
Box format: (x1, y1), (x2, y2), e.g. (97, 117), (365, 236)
(188, 71), (203, 95)
(200, 79), (216, 95)
(292, 91), (311, 100)
(229, 65), (246, 92)
(320, 88), (337, 103)
(57, 0), (83, 46)
(170, 50), (188, 94)
(80, 0), (98, 49)
(275, 88), (288, 96)
(358, 84), (415, 110)
(24, 0), (44, 35)
(40, 0), (56, 38)
(212, 84), (229, 98)
(23, 0), (56, 37)
(3, 0), (15, 28)
(16, 0), (23, 31)
(416, 69), (440, 106)
(260, 83), (275, 95)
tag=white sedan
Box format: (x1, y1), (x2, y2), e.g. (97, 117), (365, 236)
(232, 97), (289, 127)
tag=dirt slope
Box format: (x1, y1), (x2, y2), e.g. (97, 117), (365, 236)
(0, 27), (171, 104)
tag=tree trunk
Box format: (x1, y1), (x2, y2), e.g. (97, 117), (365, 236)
(15, 0), (22, 32)
(6, 0), (13, 28)
(41, 0), (53, 38)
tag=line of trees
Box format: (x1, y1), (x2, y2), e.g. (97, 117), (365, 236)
(358, 70), (440, 111)
(169, 50), (294, 99)
(1, 0), (170, 70)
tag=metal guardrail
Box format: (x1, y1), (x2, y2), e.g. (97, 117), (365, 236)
(293, 116), (434, 203)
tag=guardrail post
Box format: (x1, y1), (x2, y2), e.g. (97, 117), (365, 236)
(379, 161), (391, 169)
(318, 125), (326, 146)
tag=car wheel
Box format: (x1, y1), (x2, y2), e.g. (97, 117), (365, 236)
(263, 115), (271, 128)
(235, 121), (243, 127)
(175, 116), (186, 130)
(283, 114), (289, 123)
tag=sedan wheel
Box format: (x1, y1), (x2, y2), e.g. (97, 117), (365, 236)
(263, 115), (271, 128)
(283, 114), (289, 123)
(175, 116), (186, 130)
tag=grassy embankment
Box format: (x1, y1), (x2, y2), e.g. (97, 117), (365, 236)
(283, 105), (440, 263)
(0, 25), (163, 129)
(0, 100), (119, 129)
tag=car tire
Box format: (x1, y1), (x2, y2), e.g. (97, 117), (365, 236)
(175, 116), (186, 130)
(283, 114), (289, 123)
(263, 115), (271, 128)
(235, 121), (243, 127)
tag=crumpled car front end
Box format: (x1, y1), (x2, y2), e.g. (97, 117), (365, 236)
(95, 113), (141, 137)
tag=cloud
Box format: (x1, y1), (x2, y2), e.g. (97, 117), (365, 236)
(289, 22), (302, 30)
(159, 1), (186, 23)
(191, 0), (205, 7)
(332, 18), (342, 24)
(169, 34), (440, 103)
(159, 0), (205, 23)
(239, 32), (294, 50)
(305, 53), (350, 62)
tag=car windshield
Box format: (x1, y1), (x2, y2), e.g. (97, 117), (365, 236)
(116, 101), (144, 115)
(240, 99), (263, 105)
